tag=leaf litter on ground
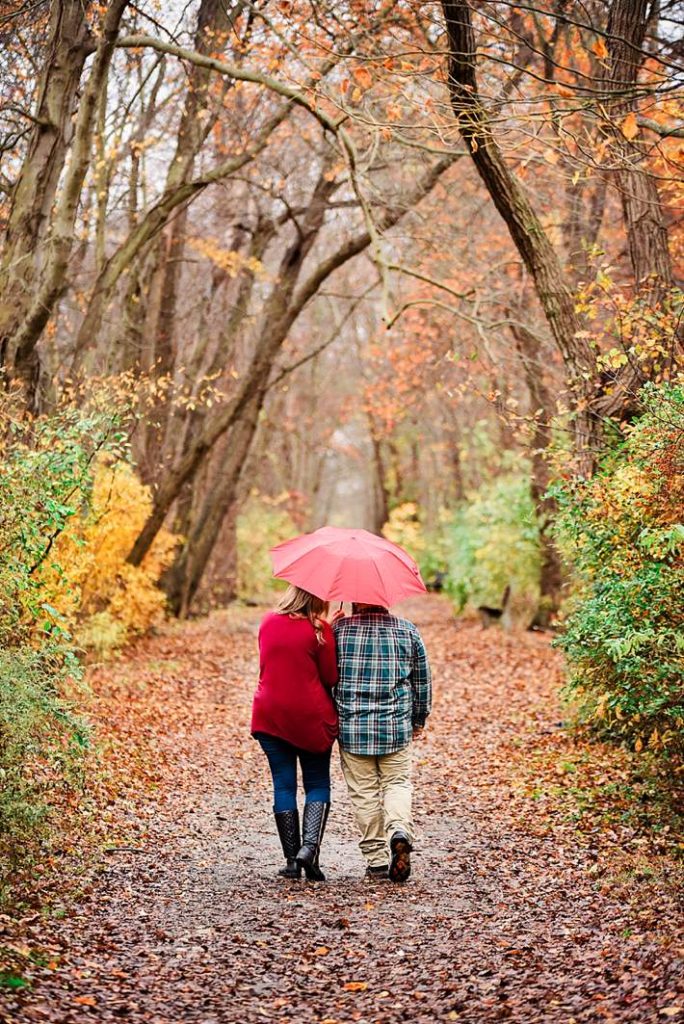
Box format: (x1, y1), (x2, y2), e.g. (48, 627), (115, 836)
(2, 595), (683, 1024)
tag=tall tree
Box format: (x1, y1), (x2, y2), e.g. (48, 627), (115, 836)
(0, 1), (95, 391)
(596, 0), (679, 416)
(1, 0), (130, 403)
(441, 0), (599, 468)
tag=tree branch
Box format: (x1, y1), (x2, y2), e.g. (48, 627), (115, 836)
(117, 34), (343, 134)
(268, 284), (377, 390)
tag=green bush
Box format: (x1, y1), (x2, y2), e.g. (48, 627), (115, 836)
(552, 380), (684, 765)
(0, 392), (128, 871)
(0, 647), (88, 863)
(236, 493), (297, 602)
(445, 470), (541, 620)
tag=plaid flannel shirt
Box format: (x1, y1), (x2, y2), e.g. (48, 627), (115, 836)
(333, 610), (432, 756)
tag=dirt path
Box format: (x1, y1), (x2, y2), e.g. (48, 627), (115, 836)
(4, 597), (683, 1024)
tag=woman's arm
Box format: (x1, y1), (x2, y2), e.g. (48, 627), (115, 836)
(315, 620), (339, 688)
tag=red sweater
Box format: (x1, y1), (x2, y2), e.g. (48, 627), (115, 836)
(251, 612), (339, 753)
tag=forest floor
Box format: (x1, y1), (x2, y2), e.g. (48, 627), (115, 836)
(2, 595), (684, 1024)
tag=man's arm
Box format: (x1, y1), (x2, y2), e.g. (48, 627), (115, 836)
(409, 626), (432, 729)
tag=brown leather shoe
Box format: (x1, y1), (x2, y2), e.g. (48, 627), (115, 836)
(389, 831), (412, 882)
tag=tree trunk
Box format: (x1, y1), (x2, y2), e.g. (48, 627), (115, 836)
(367, 411), (390, 533)
(164, 392), (262, 615)
(195, 501), (239, 611)
(159, 163), (342, 606)
(597, 0), (680, 416)
(451, 435), (465, 503)
(440, 1), (599, 470)
(604, 0), (672, 294)
(562, 175), (608, 281)
(509, 322), (565, 626)
(371, 435), (390, 534)
(156, 221), (272, 478)
(161, 159), (347, 607)
(148, 0), (232, 371)
(3, 0), (129, 404)
(0, 1), (94, 381)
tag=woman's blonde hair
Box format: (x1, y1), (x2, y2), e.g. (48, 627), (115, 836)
(276, 585), (329, 644)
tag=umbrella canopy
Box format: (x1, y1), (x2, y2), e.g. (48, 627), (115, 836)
(270, 526), (426, 606)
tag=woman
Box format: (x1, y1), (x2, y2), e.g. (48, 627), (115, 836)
(251, 585), (339, 881)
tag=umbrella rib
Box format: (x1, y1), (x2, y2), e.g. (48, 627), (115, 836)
(372, 555), (388, 606)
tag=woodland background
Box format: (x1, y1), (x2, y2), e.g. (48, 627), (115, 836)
(0, 0), (683, 895)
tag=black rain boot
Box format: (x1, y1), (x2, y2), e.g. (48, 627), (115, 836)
(274, 809), (301, 879)
(296, 801), (330, 881)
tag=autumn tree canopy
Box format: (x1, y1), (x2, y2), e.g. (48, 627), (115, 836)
(0, 0), (682, 614)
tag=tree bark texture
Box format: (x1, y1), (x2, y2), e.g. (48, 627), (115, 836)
(194, 500), (239, 612)
(0, 0), (94, 391)
(2, 0), (130, 403)
(440, 1), (600, 469)
(164, 392), (262, 615)
(596, 0), (681, 416)
(509, 322), (565, 626)
(603, 0), (672, 294)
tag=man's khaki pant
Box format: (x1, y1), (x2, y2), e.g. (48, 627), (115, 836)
(340, 745), (414, 868)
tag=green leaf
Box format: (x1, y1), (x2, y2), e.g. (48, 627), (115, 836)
(0, 973), (31, 990)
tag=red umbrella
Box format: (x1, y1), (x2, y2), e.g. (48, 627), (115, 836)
(270, 526), (427, 606)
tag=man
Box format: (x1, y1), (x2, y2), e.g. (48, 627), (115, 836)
(333, 603), (432, 882)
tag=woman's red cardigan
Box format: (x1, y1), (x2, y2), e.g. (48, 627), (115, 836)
(251, 612), (339, 753)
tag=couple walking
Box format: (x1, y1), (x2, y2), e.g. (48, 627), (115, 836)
(250, 527), (432, 883)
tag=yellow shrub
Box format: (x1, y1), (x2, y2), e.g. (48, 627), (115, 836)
(382, 502), (425, 558)
(42, 460), (177, 649)
(236, 492), (298, 602)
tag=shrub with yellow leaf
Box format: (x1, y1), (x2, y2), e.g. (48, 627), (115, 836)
(0, 387), (175, 871)
(236, 491), (301, 603)
(42, 459), (177, 653)
(382, 502), (426, 559)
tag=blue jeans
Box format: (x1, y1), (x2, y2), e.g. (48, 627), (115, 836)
(255, 734), (332, 812)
